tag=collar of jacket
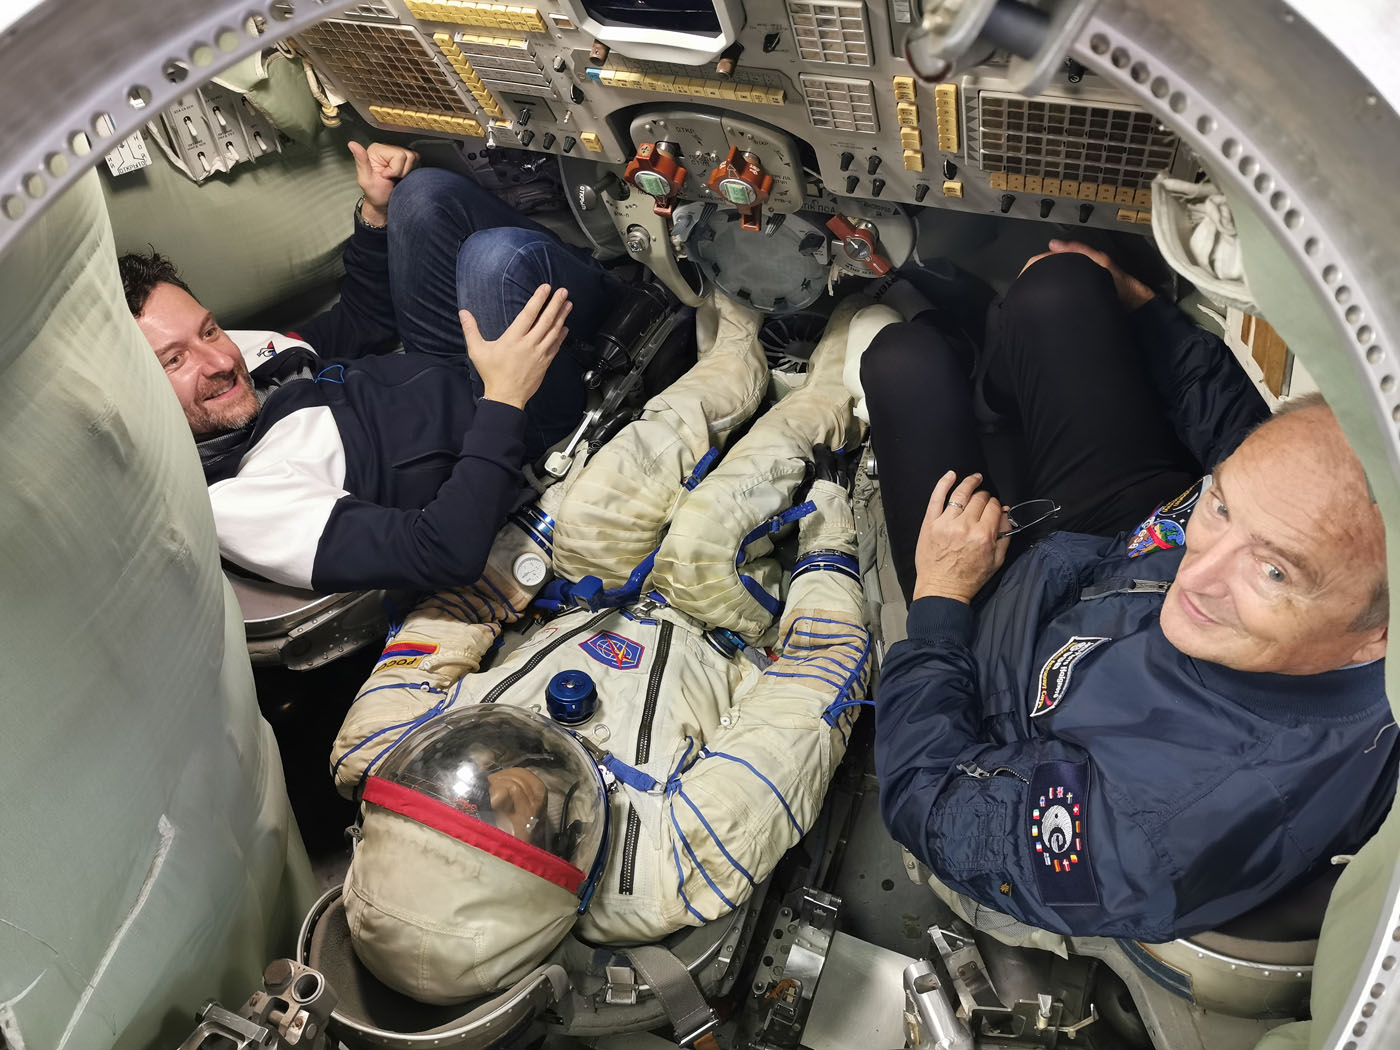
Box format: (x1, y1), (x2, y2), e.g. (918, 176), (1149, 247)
(196, 344), (320, 485)
(1188, 647), (1388, 724)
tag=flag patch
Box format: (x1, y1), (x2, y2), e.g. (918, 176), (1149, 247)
(1029, 760), (1098, 905)
(376, 641), (439, 668)
(580, 631), (645, 670)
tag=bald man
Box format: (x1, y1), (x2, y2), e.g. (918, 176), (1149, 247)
(874, 252), (1396, 943)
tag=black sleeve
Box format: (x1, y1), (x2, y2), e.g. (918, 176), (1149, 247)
(1128, 297), (1271, 468)
(309, 400), (528, 591)
(294, 220), (400, 360)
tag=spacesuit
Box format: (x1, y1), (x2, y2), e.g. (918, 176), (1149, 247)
(328, 294), (872, 1004)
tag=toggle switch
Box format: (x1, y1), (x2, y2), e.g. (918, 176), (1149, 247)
(914, 183), (930, 202)
(519, 129), (534, 147)
(845, 174), (859, 194)
(942, 158), (957, 180)
(1078, 202), (1094, 222)
(866, 154), (882, 175)
(999, 193), (1015, 213)
(839, 151), (854, 171)
(542, 132), (556, 150)
(562, 135), (577, 153)
(870, 177), (886, 197)
(1038, 198), (1054, 218)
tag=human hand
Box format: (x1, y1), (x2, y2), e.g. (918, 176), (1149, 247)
(349, 141), (420, 226)
(912, 471), (1011, 603)
(487, 768), (548, 842)
(461, 284), (572, 409)
(1020, 239), (1156, 310)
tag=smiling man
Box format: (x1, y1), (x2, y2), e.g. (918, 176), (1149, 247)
(121, 142), (618, 593)
(874, 251), (1396, 943)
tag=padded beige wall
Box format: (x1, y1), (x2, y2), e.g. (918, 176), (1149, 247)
(100, 52), (363, 327)
(0, 171), (315, 1049)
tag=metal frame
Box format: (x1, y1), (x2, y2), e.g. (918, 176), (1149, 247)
(1, 1), (1398, 1047)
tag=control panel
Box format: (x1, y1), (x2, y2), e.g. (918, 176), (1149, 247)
(292, 0), (1196, 304)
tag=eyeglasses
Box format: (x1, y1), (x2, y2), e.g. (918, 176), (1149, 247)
(998, 499), (1061, 539)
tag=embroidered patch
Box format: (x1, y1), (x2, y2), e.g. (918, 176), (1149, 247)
(1127, 477), (1207, 558)
(1032, 636), (1108, 717)
(580, 631), (645, 670)
(257, 339), (278, 358)
(1028, 760), (1098, 906)
(376, 641), (438, 668)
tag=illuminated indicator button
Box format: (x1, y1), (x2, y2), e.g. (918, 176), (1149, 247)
(988, 171), (1007, 190)
(903, 149), (923, 171)
(1116, 207), (1137, 223)
(1134, 209), (1153, 224)
(900, 126), (922, 150)
(719, 178), (759, 205)
(892, 75), (916, 101)
(942, 180), (962, 198)
(896, 102), (919, 126)
(634, 170), (671, 196)
(580, 131), (603, 152)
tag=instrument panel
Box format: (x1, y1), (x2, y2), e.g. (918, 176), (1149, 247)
(295, 0), (1199, 292)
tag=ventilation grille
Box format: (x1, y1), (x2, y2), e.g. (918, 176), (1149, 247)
(973, 91), (1178, 189)
(800, 74), (877, 133)
(787, 0), (870, 66)
(297, 20), (474, 118)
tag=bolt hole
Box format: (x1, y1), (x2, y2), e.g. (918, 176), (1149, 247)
(92, 112), (116, 138)
(1323, 264), (1340, 284)
(1149, 76), (1169, 98)
(217, 27), (241, 51)
(763, 955), (774, 967)
(22, 173), (45, 199)
(1336, 285), (1352, 305)
(1381, 376), (1394, 394)
(191, 42), (215, 66)
(1110, 47), (1130, 69)
(162, 59), (189, 83)
(1358, 326), (1375, 345)
(127, 84), (153, 109)
(1346, 305), (1363, 325)
(881, 878), (896, 891)
(293, 973), (321, 1001)
(1239, 155), (1258, 177)
(1, 195), (24, 220)
(1129, 61), (1149, 84)
(1268, 190), (1286, 211)
(45, 152), (68, 177)
(1304, 236), (1319, 256)
(1196, 114), (1216, 135)
(1367, 345), (1383, 364)
(1090, 34), (1109, 54)
(1168, 91), (1187, 113)
(1221, 137), (1240, 159)
(1283, 208), (1302, 229)
(1253, 173), (1273, 194)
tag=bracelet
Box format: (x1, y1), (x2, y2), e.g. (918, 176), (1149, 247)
(354, 196), (387, 230)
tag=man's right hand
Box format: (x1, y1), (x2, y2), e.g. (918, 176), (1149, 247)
(460, 284), (572, 410)
(1020, 239), (1156, 311)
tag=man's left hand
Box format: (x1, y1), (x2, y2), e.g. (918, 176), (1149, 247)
(912, 471), (1010, 604)
(349, 142), (420, 227)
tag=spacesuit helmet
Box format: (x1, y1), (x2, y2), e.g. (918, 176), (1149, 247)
(345, 706), (612, 1004)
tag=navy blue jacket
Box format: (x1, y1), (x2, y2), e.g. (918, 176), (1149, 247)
(199, 223), (528, 593)
(875, 295), (1398, 942)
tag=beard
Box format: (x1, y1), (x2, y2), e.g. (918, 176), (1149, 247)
(188, 360), (260, 437)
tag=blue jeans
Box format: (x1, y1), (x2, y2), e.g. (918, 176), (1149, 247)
(385, 167), (615, 456)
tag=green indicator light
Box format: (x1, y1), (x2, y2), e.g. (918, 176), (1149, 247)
(634, 171), (671, 196)
(720, 179), (757, 205)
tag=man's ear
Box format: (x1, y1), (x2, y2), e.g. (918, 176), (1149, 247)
(1348, 624), (1388, 667)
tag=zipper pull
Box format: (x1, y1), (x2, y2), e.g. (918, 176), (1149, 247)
(957, 761), (992, 779)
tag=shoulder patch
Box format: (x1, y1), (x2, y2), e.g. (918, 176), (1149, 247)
(1032, 636), (1108, 717)
(1128, 477), (1206, 558)
(1028, 760), (1098, 906)
(376, 640), (438, 669)
(580, 631), (645, 670)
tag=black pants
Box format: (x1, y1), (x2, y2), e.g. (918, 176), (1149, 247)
(861, 253), (1200, 601)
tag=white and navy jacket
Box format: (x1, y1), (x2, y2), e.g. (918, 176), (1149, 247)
(197, 223), (532, 593)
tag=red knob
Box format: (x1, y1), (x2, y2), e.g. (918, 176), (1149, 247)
(624, 142), (687, 218)
(705, 146), (774, 232)
(825, 215), (892, 276)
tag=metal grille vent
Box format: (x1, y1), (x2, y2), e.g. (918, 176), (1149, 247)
(974, 91), (1178, 189)
(297, 20), (474, 118)
(787, 0), (871, 66)
(800, 74), (878, 133)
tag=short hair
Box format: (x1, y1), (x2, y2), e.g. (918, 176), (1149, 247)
(1257, 392), (1389, 632)
(118, 249), (191, 317)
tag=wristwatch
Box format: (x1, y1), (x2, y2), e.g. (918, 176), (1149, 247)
(354, 196), (387, 230)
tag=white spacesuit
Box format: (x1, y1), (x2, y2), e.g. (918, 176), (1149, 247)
(328, 294), (874, 1005)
